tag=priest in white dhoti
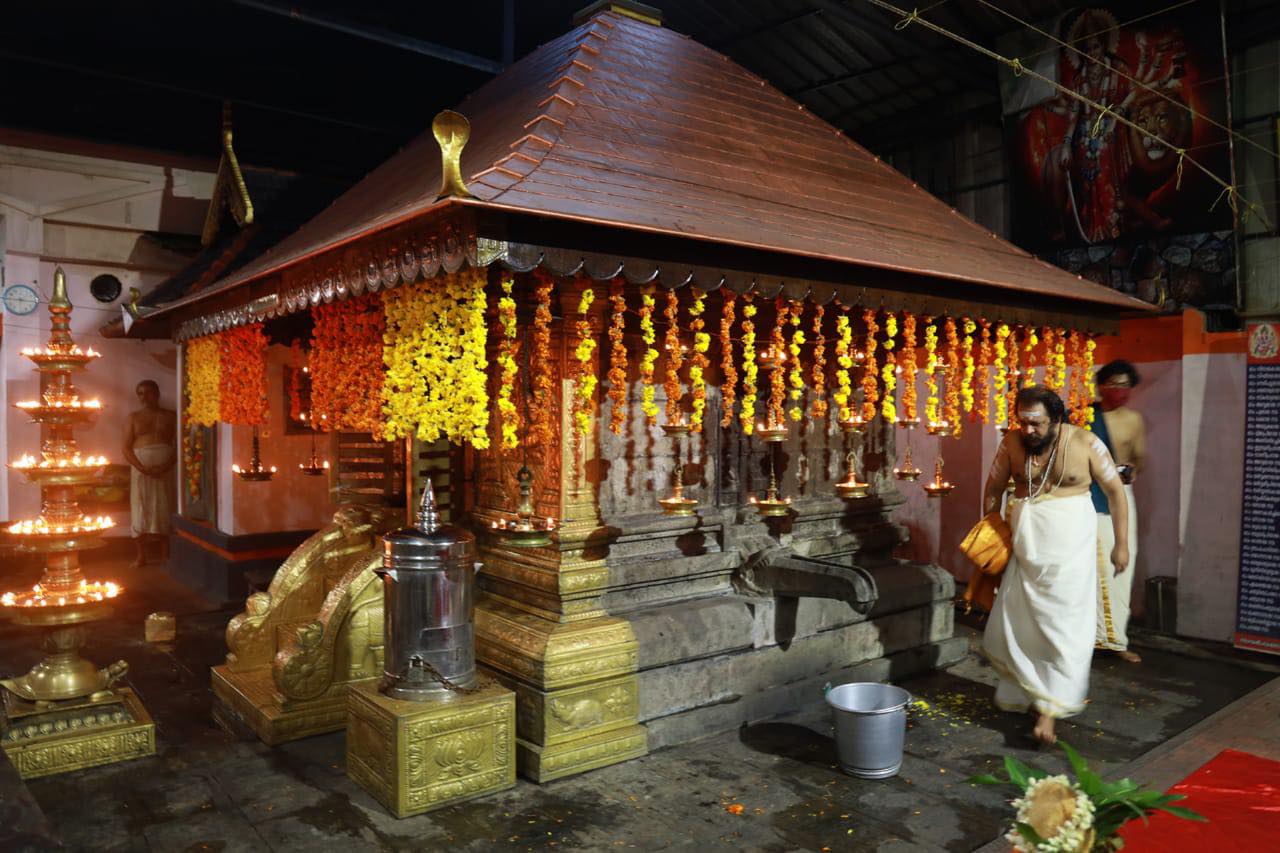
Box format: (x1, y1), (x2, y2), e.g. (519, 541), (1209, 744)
(123, 379), (177, 568)
(980, 386), (1130, 746)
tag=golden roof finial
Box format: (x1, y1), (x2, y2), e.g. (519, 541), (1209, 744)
(433, 110), (474, 201)
(50, 266), (70, 309)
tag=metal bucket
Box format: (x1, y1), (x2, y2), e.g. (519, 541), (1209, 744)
(825, 682), (911, 779)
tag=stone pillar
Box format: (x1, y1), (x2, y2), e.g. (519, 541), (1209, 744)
(473, 273), (647, 782)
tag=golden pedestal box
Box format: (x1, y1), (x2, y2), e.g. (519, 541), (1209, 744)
(346, 680), (516, 818)
(1, 687), (156, 779)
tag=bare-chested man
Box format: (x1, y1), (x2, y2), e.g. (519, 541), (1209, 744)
(981, 386), (1130, 746)
(1090, 360), (1147, 663)
(122, 380), (176, 567)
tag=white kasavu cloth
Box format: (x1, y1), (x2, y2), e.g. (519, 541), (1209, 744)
(1096, 484), (1138, 651)
(131, 443), (175, 537)
(982, 491), (1097, 719)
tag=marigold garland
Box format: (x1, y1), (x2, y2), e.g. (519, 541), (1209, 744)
(382, 270), (490, 448)
(810, 303), (828, 419)
(768, 298), (788, 426)
(739, 295), (758, 434)
(530, 274), (556, 445)
(185, 336), (221, 427)
(689, 290), (710, 431)
(287, 346), (306, 423)
(573, 289), (597, 438)
(960, 317), (976, 417)
(496, 277), (521, 449)
(608, 282), (628, 435)
(310, 292), (386, 434)
(944, 317), (962, 436)
(219, 324), (269, 426)
(663, 289), (684, 425)
(923, 318), (939, 427)
(881, 311), (898, 422)
(181, 414), (202, 503)
(900, 312), (918, 423)
(1022, 326), (1039, 388)
(1067, 330), (1087, 425)
(977, 319), (993, 424)
(720, 291), (738, 428)
(1006, 326), (1022, 418)
(834, 305), (853, 421)
(993, 322), (1011, 427)
(1084, 336), (1097, 425)
(639, 286), (659, 424)
(787, 301), (806, 422)
(1051, 327), (1068, 394)
(861, 308), (879, 423)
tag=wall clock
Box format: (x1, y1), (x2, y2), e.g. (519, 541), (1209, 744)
(3, 284), (39, 316)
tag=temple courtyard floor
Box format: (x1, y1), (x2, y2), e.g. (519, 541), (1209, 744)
(3, 553), (1278, 852)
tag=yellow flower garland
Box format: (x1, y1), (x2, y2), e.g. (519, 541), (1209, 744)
(739, 295), (758, 435)
(185, 336), (221, 427)
(787, 301), (805, 422)
(923, 318), (939, 427)
(1023, 326), (1039, 388)
(881, 311), (898, 422)
(961, 318), (976, 418)
(382, 270), (490, 448)
(497, 276), (520, 450)
(689, 290), (710, 431)
(1084, 336), (1097, 425)
(1051, 327), (1067, 393)
(640, 286), (659, 423)
(1007, 326), (1022, 417)
(573, 288), (597, 438)
(994, 322), (1011, 427)
(834, 306), (853, 421)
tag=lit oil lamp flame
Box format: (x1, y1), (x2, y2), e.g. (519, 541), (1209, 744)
(1, 579), (122, 608)
(11, 453), (109, 469)
(7, 515), (115, 535)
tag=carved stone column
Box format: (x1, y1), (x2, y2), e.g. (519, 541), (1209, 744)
(473, 273), (647, 782)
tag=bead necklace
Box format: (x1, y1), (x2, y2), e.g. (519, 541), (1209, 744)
(1025, 431), (1062, 500)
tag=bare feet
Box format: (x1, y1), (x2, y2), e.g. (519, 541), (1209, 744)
(1117, 650), (1142, 664)
(1033, 713), (1057, 746)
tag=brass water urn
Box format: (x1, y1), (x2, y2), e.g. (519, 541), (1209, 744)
(376, 480), (478, 700)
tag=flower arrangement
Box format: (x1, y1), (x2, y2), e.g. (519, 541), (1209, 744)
(689, 290), (711, 431)
(1041, 327), (1057, 392)
(923, 317), (939, 427)
(900, 312), (918, 423)
(382, 270), (490, 448)
(608, 282), (628, 435)
(977, 319), (993, 425)
(663, 289), (684, 425)
(787, 301), (806, 422)
(1006, 325), (1022, 420)
(1024, 326), (1040, 388)
(945, 317), (962, 436)
(497, 276), (521, 449)
(185, 336), (221, 427)
(1068, 331), (1088, 426)
(219, 324), (269, 425)
(862, 308), (879, 423)
(1084, 336), (1097, 425)
(310, 291), (385, 433)
(640, 286), (659, 424)
(810, 303), (827, 419)
(881, 311), (898, 422)
(531, 274), (556, 445)
(969, 741), (1204, 853)
(834, 305), (853, 421)
(739, 295), (758, 434)
(287, 345), (307, 423)
(1051, 328), (1068, 394)
(181, 414), (202, 503)
(572, 288), (597, 438)
(768, 298), (788, 426)
(994, 322), (1011, 427)
(720, 291), (737, 428)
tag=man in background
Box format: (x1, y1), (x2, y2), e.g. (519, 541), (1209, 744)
(1091, 360), (1146, 663)
(123, 379), (176, 567)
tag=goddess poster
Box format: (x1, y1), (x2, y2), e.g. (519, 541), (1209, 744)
(1001, 4), (1232, 252)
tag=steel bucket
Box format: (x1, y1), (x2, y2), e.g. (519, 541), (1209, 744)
(824, 682), (911, 779)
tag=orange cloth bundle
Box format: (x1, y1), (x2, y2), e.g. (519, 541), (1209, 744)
(959, 511), (1014, 613)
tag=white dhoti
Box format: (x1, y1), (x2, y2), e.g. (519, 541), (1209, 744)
(1095, 484), (1138, 651)
(131, 444), (175, 537)
(982, 492), (1097, 719)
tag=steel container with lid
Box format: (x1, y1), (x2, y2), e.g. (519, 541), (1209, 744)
(376, 480), (478, 700)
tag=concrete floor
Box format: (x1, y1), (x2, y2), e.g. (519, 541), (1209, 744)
(4, 554), (1276, 852)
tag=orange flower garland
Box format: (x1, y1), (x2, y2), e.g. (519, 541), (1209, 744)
(608, 282), (628, 435)
(977, 320), (993, 424)
(1067, 330), (1087, 425)
(900, 312), (918, 424)
(639, 286), (659, 424)
(768, 298), (787, 426)
(739, 295), (757, 435)
(530, 274), (555, 445)
(861, 308), (879, 423)
(944, 317), (962, 437)
(787, 301), (805, 422)
(720, 291), (737, 428)
(310, 292), (385, 433)
(689, 290), (710, 431)
(496, 276), (521, 449)
(810, 303), (827, 419)
(219, 324), (269, 426)
(664, 289), (684, 425)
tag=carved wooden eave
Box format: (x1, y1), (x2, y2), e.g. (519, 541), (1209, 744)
(201, 104), (256, 248)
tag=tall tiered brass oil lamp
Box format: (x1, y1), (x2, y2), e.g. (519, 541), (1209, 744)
(1, 267), (155, 778)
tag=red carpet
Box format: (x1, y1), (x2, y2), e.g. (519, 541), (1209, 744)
(1118, 749), (1280, 852)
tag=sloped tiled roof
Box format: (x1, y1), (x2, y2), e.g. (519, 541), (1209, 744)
(187, 9), (1146, 313)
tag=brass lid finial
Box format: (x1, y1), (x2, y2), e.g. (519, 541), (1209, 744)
(50, 266), (70, 309)
(416, 479), (441, 534)
(433, 110), (474, 201)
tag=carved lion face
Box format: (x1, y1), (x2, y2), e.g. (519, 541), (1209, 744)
(1126, 92), (1192, 177)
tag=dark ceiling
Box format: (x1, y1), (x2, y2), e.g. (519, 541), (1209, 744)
(2, 0), (1277, 183)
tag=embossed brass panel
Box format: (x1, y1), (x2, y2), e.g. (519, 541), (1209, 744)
(1, 687), (155, 779)
(346, 680), (515, 818)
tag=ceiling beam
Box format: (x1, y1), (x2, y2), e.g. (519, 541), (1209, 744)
(229, 0), (506, 74)
(709, 9), (823, 50)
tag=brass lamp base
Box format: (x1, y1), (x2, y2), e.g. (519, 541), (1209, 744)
(658, 495), (698, 516)
(1, 687), (155, 779)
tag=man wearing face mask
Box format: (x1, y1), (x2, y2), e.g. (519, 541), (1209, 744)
(1090, 360), (1146, 663)
(980, 386), (1130, 746)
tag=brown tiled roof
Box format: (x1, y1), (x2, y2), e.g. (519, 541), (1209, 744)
(188, 9), (1146, 313)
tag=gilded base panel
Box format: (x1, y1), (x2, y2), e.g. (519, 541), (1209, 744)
(211, 664), (371, 746)
(1, 687), (156, 779)
(346, 680), (516, 819)
(516, 724), (648, 783)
